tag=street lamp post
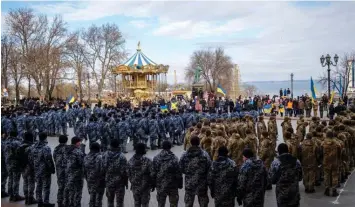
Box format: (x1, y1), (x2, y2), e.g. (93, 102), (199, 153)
(291, 73), (294, 99)
(320, 54), (339, 99)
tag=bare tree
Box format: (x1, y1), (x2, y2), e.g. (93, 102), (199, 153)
(1, 35), (11, 89)
(185, 47), (234, 93)
(64, 31), (86, 101)
(242, 84), (258, 97)
(319, 52), (355, 99)
(82, 23), (127, 97)
(8, 41), (26, 101)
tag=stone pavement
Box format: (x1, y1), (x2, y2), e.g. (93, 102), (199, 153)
(2, 120), (355, 207)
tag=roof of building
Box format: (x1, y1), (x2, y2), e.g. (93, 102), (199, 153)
(123, 42), (157, 68)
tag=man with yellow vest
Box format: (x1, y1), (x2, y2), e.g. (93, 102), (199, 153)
(287, 100), (293, 117)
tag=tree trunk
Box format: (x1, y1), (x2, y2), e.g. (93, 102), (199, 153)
(27, 75), (31, 97)
(15, 83), (20, 102)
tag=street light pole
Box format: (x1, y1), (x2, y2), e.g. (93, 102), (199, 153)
(320, 54), (339, 99)
(291, 73), (294, 99)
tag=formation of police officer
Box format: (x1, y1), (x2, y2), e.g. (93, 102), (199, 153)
(2, 101), (355, 207)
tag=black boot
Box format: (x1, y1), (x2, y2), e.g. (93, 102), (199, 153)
(324, 188), (330, 196)
(42, 203), (55, 207)
(13, 195), (26, 202)
(332, 189), (339, 197)
(25, 196), (29, 205)
(28, 196), (38, 205)
(1, 192), (9, 198)
(315, 181), (321, 186)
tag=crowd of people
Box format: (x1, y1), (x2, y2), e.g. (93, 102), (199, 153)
(1, 98), (355, 207)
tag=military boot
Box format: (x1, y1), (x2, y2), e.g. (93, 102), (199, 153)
(332, 189), (339, 197)
(324, 188), (330, 196)
(27, 196), (38, 205)
(13, 195), (25, 202)
(1, 192), (9, 198)
(42, 203), (55, 207)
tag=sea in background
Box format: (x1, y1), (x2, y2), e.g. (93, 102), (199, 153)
(244, 80), (326, 97)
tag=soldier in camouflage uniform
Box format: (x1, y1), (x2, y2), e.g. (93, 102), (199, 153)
(149, 114), (160, 150)
(30, 132), (55, 206)
(257, 116), (267, 142)
(100, 116), (111, 151)
(208, 146), (238, 207)
(244, 128), (258, 156)
(128, 143), (154, 207)
(270, 143), (303, 207)
(179, 136), (211, 207)
(1, 132), (9, 198)
(53, 135), (69, 207)
(60, 108), (68, 135)
(268, 115), (278, 150)
(84, 142), (105, 207)
(118, 116), (131, 153)
(152, 141), (182, 207)
(87, 117), (99, 144)
(200, 129), (213, 159)
(18, 132), (37, 204)
(227, 129), (246, 168)
(75, 117), (87, 140)
(102, 139), (128, 207)
(137, 113), (150, 148)
(4, 131), (25, 201)
(237, 148), (267, 207)
(211, 130), (228, 161)
(16, 112), (26, 138)
(300, 132), (318, 193)
(55, 109), (62, 135)
(65, 137), (85, 207)
(321, 130), (342, 197)
(157, 113), (166, 148)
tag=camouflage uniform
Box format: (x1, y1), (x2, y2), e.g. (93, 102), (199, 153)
(118, 119), (131, 152)
(321, 137), (341, 195)
(53, 143), (69, 207)
(152, 149), (182, 207)
(127, 154), (153, 207)
(19, 141), (36, 201)
(102, 148), (128, 207)
(84, 151), (105, 207)
(244, 133), (258, 156)
(300, 138), (318, 192)
(208, 156), (238, 207)
(211, 135), (228, 161)
(65, 145), (85, 207)
(148, 118), (160, 149)
(227, 133), (246, 168)
(157, 115), (167, 147)
(1, 137), (9, 195)
(200, 134), (213, 159)
(237, 158), (267, 207)
(257, 117), (267, 142)
(137, 117), (150, 145)
(16, 115), (26, 138)
(179, 146), (211, 207)
(5, 136), (22, 198)
(30, 140), (55, 204)
(74, 119), (87, 140)
(270, 153), (303, 207)
(61, 110), (68, 135)
(100, 121), (111, 151)
(55, 110), (62, 135)
(87, 120), (99, 144)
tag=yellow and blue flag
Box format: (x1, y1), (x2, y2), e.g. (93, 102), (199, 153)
(67, 95), (75, 104)
(329, 82), (336, 104)
(160, 105), (168, 112)
(310, 77), (317, 103)
(263, 104), (272, 114)
(217, 84), (226, 96)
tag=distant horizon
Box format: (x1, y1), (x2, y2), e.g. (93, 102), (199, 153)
(244, 79), (319, 83)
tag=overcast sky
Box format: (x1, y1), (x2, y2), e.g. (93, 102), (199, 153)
(2, 1), (355, 83)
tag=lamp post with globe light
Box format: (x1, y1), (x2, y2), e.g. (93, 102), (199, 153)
(320, 54), (339, 99)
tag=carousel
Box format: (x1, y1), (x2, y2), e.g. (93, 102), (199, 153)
(112, 42), (169, 101)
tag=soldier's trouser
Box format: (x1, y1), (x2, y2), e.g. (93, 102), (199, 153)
(174, 131), (182, 145)
(324, 168), (338, 189)
(1, 167), (8, 192)
(88, 183), (104, 207)
(150, 136), (157, 147)
(215, 196), (235, 207)
(49, 124), (55, 134)
(133, 189), (150, 207)
(184, 190), (209, 207)
(106, 187), (125, 207)
(35, 174), (51, 203)
(314, 110), (318, 117)
(62, 124), (67, 135)
(7, 169), (20, 196)
(320, 111), (324, 118)
(65, 178), (83, 207)
(23, 172), (35, 198)
(120, 137), (128, 152)
(158, 133), (166, 147)
(157, 189), (179, 207)
(57, 169), (67, 206)
(303, 167), (315, 190)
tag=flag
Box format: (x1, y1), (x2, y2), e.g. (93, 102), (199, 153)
(329, 82), (336, 103)
(263, 104), (272, 114)
(160, 105), (168, 112)
(310, 77), (317, 103)
(67, 95), (75, 104)
(217, 84), (226, 96)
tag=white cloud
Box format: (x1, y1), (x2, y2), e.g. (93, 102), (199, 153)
(129, 20), (150, 29)
(28, 1), (355, 82)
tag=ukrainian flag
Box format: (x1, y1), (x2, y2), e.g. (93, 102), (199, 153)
(263, 104), (272, 114)
(67, 95), (75, 104)
(160, 105), (168, 112)
(217, 84), (226, 96)
(310, 77), (317, 103)
(329, 82), (336, 103)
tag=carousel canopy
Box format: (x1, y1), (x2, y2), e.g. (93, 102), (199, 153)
(123, 42), (157, 68)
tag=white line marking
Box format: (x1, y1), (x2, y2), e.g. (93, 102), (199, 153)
(332, 169), (355, 204)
